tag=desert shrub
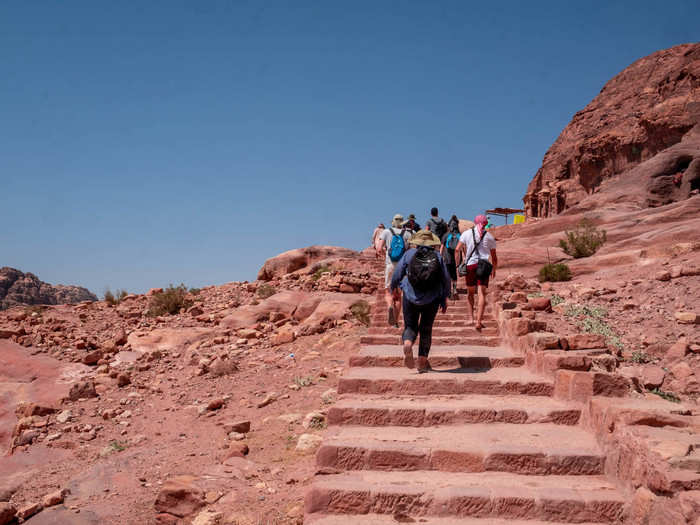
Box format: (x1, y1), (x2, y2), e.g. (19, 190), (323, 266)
(257, 283), (276, 299)
(312, 265), (331, 281)
(294, 375), (314, 387)
(650, 388), (680, 403)
(104, 288), (128, 306)
(539, 263), (572, 282)
(147, 284), (192, 317)
(629, 350), (651, 364)
(350, 300), (371, 326)
(565, 303), (623, 350)
(188, 287), (201, 296)
(559, 219), (607, 258)
(550, 294), (565, 307)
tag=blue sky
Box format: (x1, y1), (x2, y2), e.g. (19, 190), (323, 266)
(1, 1), (698, 294)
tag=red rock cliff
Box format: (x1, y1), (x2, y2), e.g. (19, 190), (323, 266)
(524, 43), (700, 218)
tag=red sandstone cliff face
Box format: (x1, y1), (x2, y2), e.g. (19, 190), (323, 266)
(524, 43), (700, 218)
(0, 267), (97, 310)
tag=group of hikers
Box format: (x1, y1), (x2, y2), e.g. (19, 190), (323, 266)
(371, 208), (498, 373)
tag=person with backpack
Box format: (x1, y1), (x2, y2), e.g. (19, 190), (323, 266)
(426, 207), (447, 240)
(390, 230), (451, 373)
(440, 215), (461, 299)
(378, 214), (413, 327)
(456, 214), (498, 331)
(402, 214), (421, 232)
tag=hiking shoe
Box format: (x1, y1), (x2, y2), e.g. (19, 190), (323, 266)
(403, 344), (415, 369)
(387, 305), (396, 327)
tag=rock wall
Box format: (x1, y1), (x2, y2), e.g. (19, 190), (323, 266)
(0, 267), (97, 310)
(524, 43), (700, 218)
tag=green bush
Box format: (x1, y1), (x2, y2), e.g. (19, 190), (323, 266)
(350, 300), (371, 326)
(539, 263), (572, 282)
(147, 284), (192, 316)
(312, 265), (331, 281)
(559, 219), (607, 258)
(257, 283), (276, 299)
(104, 288), (128, 306)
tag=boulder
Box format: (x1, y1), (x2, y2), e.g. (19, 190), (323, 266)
(0, 503), (16, 525)
(67, 380), (97, 401)
(257, 246), (356, 281)
(641, 365), (666, 389)
(295, 433), (323, 453)
(154, 475), (205, 518)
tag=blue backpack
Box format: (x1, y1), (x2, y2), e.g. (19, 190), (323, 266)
(389, 228), (406, 262)
(445, 232), (459, 250)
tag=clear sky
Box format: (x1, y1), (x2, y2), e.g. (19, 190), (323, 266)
(1, 1), (698, 295)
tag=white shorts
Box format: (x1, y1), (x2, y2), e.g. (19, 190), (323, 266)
(385, 259), (398, 288)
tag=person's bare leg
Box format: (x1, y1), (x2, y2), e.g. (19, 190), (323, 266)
(403, 339), (415, 369)
(394, 290), (402, 321)
(466, 285), (476, 325)
(476, 285), (487, 330)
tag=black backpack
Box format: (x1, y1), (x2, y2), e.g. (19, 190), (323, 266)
(407, 247), (442, 292)
(427, 217), (447, 240)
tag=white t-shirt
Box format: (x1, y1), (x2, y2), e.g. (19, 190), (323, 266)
(380, 227), (412, 263)
(459, 228), (496, 266)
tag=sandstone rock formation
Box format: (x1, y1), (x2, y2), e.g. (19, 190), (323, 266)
(0, 267), (97, 310)
(257, 246), (356, 281)
(524, 43), (700, 218)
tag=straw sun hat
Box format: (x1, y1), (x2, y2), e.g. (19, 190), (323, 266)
(410, 230), (441, 247)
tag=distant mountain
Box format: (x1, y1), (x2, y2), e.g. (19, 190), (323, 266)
(0, 267), (98, 310)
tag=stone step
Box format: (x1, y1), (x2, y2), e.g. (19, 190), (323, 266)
(349, 345), (524, 369)
(360, 334), (501, 346)
(338, 367), (553, 396)
(368, 326), (500, 336)
(308, 516), (608, 525)
(371, 315), (497, 325)
(372, 312), (495, 321)
(317, 423), (604, 475)
(328, 394), (581, 427)
(305, 471), (625, 523)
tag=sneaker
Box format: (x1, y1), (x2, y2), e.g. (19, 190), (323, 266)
(388, 305), (396, 327)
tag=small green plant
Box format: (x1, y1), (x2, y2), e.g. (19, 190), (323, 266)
(527, 292), (544, 298)
(109, 440), (128, 452)
(650, 388), (681, 403)
(306, 414), (327, 430)
(294, 376), (314, 388)
(629, 350), (651, 364)
(350, 300), (371, 326)
(147, 284), (192, 316)
(559, 219), (607, 258)
(104, 288), (128, 306)
(539, 263), (572, 282)
(257, 283), (276, 299)
(188, 287), (201, 295)
(312, 265), (331, 281)
(565, 303), (623, 350)
(550, 294), (565, 307)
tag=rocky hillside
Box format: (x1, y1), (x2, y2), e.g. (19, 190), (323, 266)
(524, 43), (700, 218)
(0, 267), (97, 310)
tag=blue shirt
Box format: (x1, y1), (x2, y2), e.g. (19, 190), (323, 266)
(390, 248), (451, 308)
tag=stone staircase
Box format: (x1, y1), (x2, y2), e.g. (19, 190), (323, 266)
(305, 288), (628, 523)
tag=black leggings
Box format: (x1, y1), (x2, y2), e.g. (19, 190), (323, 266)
(402, 295), (440, 357)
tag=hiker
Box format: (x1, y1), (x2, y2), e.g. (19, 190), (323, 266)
(372, 222), (385, 259)
(402, 214), (421, 232)
(440, 215), (460, 299)
(456, 214), (498, 330)
(378, 214), (413, 327)
(390, 230), (450, 373)
(425, 207), (447, 239)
